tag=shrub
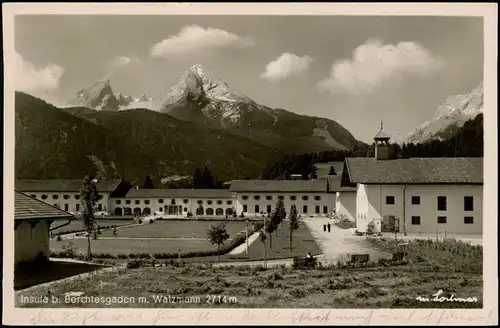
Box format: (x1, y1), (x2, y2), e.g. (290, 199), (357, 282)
(56, 234), (62, 241)
(149, 219), (154, 224)
(126, 260), (142, 269)
(138, 219), (142, 224)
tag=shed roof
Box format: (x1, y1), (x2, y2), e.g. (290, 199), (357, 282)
(15, 191), (74, 221)
(229, 180), (327, 193)
(325, 175), (356, 192)
(344, 157), (483, 184)
(15, 179), (122, 192)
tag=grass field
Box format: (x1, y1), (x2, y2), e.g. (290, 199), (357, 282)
(51, 219), (133, 234)
(99, 220), (247, 238)
(51, 238), (218, 254)
(16, 262), (482, 308)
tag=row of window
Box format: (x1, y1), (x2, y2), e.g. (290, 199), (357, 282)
(242, 204), (328, 214)
(385, 196), (474, 211)
(115, 199), (233, 206)
(31, 194), (103, 201)
(411, 216), (475, 225)
(241, 195), (322, 201)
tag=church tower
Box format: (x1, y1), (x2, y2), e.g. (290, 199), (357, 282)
(373, 121), (391, 160)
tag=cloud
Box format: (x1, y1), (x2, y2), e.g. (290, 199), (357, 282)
(261, 53), (313, 82)
(15, 52), (64, 92)
(150, 25), (255, 58)
(317, 39), (444, 95)
(110, 56), (132, 68)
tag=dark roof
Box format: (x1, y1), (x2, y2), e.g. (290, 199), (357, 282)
(374, 129), (391, 140)
(15, 191), (74, 221)
(325, 175), (356, 192)
(124, 189), (234, 199)
(345, 157), (483, 184)
(15, 179), (122, 192)
(229, 180), (327, 193)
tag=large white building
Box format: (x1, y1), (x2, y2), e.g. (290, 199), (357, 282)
(341, 127), (483, 235)
(229, 180), (335, 217)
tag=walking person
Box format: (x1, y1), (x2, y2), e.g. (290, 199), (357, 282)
(327, 222), (331, 233)
(323, 224), (326, 232)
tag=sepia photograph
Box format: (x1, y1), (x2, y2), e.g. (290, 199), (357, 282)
(3, 2), (498, 325)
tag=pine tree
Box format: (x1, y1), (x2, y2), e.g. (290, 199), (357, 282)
(143, 174), (154, 189)
(289, 205), (299, 251)
(193, 168), (203, 189)
(328, 165), (337, 175)
(80, 175), (99, 259)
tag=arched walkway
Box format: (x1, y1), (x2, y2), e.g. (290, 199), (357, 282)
(143, 207), (151, 216)
(206, 208), (214, 216)
(225, 208), (233, 216)
(215, 208), (224, 216)
(133, 207), (142, 216)
(124, 207), (132, 216)
(114, 207), (123, 216)
(196, 207), (204, 216)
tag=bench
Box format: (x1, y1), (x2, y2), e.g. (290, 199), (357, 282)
(350, 254), (370, 263)
(293, 256), (317, 269)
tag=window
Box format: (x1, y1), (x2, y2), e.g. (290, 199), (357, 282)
(315, 206), (320, 214)
(314, 196), (321, 201)
(207, 200), (213, 205)
(197, 200), (203, 205)
(98, 204), (102, 211)
(255, 205), (260, 213)
(52, 195), (59, 200)
(303, 205), (308, 213)
(183, 199), (189, 204)
(64, 204), (69, 211)
(171, 199), (176, 205)
(290, 196), (296, 201)
(464, 196), (474, 211)
(30, 194), (36, 198)
(278, 196), (284, 200)
(63, 195), (70, 200)
(302, 196), (309, 201)
(242, 195), (248, 200)
(54, 204), (59, 208)
(323, 206), (328, 214)
(243, 205), (247, 212)
(135, 200), (140, 205)
(464, 216), (474, 224)
(143, 200), (149, 205)
(437, 216), (447, 224)
(74, 195), (80, 200)
(159, 207), (163, 212)
(217, 200), (222, 205)
(116, 200), (121, 205)
(437, 196), (447, 211)
(227, 200), (232, 205)
(411, 196), (420, 205)
(159, 199), (164, 204)
(267, 205), (271, 213)
(254, 195), (260, 200)
(98, 195), (103, 200)
(265, 196), (273, 201)
(41, 195), (48, 200)
(76, 204), (80, 212)
(386, 196), (395, 205)
(184, 208), (188, 212)
(125, 200), (131, 204)
(411, 216), (421, 225)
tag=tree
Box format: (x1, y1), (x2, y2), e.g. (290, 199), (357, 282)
(193, 168), (203, 189)
(265, 213), (278, 249)
(275, 198), (287, 229)
(143, 174), (154, 189)
(289, 205), (299, 251)
(80, 175), (99, 259)
(206, 222), (230, 261)
(328, 165), (337, 175)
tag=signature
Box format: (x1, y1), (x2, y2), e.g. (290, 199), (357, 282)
(416, 289), (478, 303)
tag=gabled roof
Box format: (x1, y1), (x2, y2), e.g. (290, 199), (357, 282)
(124, 189), (234, 199)
(229, 180), (327, 193)
(15, 179), (122, 192)
(344, 157), (483, 184)
(373, 129), (391, 140)
(15, 191), (74, 221)
(325, 175), (356, 192)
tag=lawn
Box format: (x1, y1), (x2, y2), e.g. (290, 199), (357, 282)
(99, 220), (247, 238)
(51, 219), (133, 234)
(16, 262), (483, 308)
(223, 219), (322, 261)
(51, 238), (219, 255)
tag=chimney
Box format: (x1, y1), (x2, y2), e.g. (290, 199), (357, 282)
(373, 121), (391, 160)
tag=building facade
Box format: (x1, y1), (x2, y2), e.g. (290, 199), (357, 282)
(342, 125), (483, 235)
(14, 191), (74, 267)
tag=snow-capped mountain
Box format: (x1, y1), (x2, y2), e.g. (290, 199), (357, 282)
(404, 82), (483, 143)
(157, 64), (276, 127)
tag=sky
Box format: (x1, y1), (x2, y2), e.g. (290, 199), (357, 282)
(14, 15), (483, 142)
